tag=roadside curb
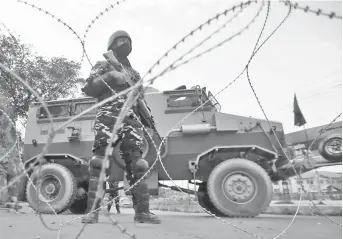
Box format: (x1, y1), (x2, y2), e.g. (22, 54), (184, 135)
(149, 203), (342, 216)
(265, 204), (342, 216)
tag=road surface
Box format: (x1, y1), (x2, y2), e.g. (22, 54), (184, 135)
(0, 208), (341, 239)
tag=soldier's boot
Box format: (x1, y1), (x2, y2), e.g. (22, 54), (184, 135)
(107, 200), (113, 213)
(115, 200), (121, 214)
(131, 158), (161, 224)
(81, 176), (100, 223)
(132, 181), (161, 224)
(81, 155), (108, 224)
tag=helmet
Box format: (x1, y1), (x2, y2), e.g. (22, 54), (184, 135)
(107, 30), (132, 51)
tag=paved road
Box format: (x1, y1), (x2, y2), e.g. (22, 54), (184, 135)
(0, 208), (341, 239)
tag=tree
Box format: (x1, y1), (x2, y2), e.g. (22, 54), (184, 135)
(0, 32), (84, 125)
(0, 96), (22, 205)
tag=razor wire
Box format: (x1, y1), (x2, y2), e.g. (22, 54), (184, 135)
(0, 0), (336, 232)
(245, 1), (342, 227)
(153, 2), (305, 239)
(0, 0), (342, 239)
(0, 103), (63, 231)
(9, 2), (262, 223)
(71, 2), (263, 237)
(0, 2), (338, 239)
(280, 0), (342, 19)
(0, 62), (66, 231)
(80, 0), (128, 63)
(146, 1), (342, 238)
(245, 2), (342, 228)
(16, 0), (131, 99)
(84, 1), (308, 239)
(2, 0), (268, 238)
(50, 0), (130, 97)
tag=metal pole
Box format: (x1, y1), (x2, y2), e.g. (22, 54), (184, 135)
(315, 171), (324, 203)
(303, 125), (311, 167)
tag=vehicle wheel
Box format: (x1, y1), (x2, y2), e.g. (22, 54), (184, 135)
(69, 185), (88, 214)
(318, 134), (342, 162)
(197, 185), (225, 216)
(207, 158), (273, 217)
(26, 163), (77, 214)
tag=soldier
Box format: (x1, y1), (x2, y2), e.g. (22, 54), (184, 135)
(81, 30), (161, 224)
(107, 180), (120, 214)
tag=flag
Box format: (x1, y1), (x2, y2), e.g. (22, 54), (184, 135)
(294, 94), (306, 127)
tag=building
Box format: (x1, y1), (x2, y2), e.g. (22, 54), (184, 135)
(272, 170), (342, 194)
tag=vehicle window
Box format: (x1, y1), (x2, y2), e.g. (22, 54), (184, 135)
(168, 94), (199, 108)
(74, 102), (97, 115)
(38, 105), (70, 118)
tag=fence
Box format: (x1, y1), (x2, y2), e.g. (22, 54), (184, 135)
(273, 192), (342, 201)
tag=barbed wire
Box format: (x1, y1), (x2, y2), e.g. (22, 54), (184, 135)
(0, 102), (63, 231)
(308, 113), (342, 152)
(154, 1), (341, 238)
(20, 0), (130, 99)
(146, 1), (264, 84)
(71, 3), (263, 236)
(16, 0), (117, 89)
(0, 0), (342, 239)
(153, 2), (304, 239)
(20, 5), (268, 235)
(280, 0), (342, 19)
(80, 0), (128, 63)
(73, 91), (142, 239)
(0, 24), (78, 231)
(15, 0), (93, 98)
(140, 1), (258, 81)
(245, 2), (342, 229)
(7, 1), (267, 238)
(74, 0), (342, 236)
(16, 0), (84, 53)
(277, 83), (342, 113)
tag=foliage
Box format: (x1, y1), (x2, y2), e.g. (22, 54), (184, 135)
(0, 32), (84, 123)
(0, 96), (22, 204)
(0, 29), (84, 203)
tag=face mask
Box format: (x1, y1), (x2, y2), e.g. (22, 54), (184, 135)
(114, 42), (131, 57)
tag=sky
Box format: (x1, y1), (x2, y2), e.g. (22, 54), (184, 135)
(1, 0), (342, 174)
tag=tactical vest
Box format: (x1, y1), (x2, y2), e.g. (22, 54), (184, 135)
(97, 63), (140, 114)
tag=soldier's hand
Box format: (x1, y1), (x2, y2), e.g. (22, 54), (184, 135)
(108, 70), (126, 85)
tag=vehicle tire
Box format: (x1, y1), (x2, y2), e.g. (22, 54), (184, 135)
(69, 185), (88, 214)
(197, 185), (225, 217)
(26, 163), (77, 214)
(207, 158), (273, 217)
(318, 134), (342, 162)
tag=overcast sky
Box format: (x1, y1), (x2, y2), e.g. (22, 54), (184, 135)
(1, 0), (341, 172)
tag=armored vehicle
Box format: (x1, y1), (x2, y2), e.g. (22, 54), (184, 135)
(19, 85), (341, 217)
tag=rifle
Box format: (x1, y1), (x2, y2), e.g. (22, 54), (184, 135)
(103, 50), (160, 138)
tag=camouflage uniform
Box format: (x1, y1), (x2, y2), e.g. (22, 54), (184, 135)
(0, 155), (20, 206)
(106, 180), (120, 213)
(81, 31), (160, 224)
